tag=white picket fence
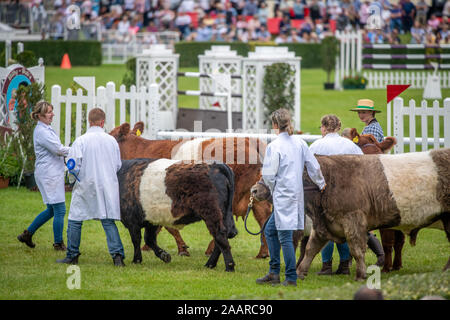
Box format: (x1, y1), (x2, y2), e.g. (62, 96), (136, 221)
(392, 97), (450, 153)
(51, 81), (159, 146)
(363, 71), (450, 89)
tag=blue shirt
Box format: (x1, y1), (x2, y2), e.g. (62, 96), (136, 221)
(362, 118), (384, 143)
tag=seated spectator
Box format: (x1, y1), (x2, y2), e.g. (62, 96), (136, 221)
(390, 3), (403, 32)
(336, 11), (350, 31)
(256, 24), (271, 42)
(387, 27), (401, 44)
(279, 15), (291, 34)
(416, 0), (429, 26)
(300, 16), (314, 35)
(293, 0), (305, 20)
(257, 2), (269, 26)
(444, 0), (450, 18)
(279, 0), (291, 18)
(359, 1), (370, 28)
(288, 28), (302, 43)
(194, 20), (213, 41)
(410, 20), (425, 44)
(175, 11), (192, 40)
(428, 14), (441, 31)
(328, 1), (342, 21)
(440, 23), (449, 42)
(309, 0), (323, 21)
(117, 15), (130, 42)
(243, 0), (258, 17)
(179, 0), (196, 13)
(401, 0), (416, 33)
(225, 1), (238, 26)
(367, 28), (384, 44)
(425, 32), (437, 45)
(275, 30), (289, 44)
(157, 5), (175, 30)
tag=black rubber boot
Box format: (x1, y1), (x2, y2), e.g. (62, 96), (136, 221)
(17, 230), (35, 248)
(334, 259), (351, 275)
(256, 273), (280, 285)
(56, 254), (80, 265)
(316, 260), (333, 275)
(367, 233), (385, 267)
(113, 254), (126, 267)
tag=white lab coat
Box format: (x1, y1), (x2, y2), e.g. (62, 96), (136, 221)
(33, 121), (70, 204)
(262, 132), (326, 230)
(309, 133), (364, 156)
(67, 126), (122, 221)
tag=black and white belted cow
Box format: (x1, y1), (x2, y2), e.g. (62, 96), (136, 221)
(118, 158), (238, 272)
(252, 148), (450, 281)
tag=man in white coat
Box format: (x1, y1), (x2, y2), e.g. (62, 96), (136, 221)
(256, 109), (326, 287)
(57, 108), (125, 266)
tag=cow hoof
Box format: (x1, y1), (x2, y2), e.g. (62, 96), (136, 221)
(178, 251), (190, 257)
(132, 259), (142, 264)
(296, 272), (306, 280)
(205, 263), (216, 269)
(255, 254), (269, 259)
(225, 262), (235, 272)
(141, 244), (151, 251)
(160, 252), (171, 263)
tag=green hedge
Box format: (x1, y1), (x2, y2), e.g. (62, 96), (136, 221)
(174, 41), (323, 68)
(0, 41), (102, 66)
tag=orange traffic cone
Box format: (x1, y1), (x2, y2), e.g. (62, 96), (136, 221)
(60, 53), (72, 69)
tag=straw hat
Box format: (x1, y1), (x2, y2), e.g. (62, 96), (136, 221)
(350, 99), (381, 113)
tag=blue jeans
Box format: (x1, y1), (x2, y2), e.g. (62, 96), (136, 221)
(321, 241), (350, 263)
(65, 219), (125, 260)
(27, 202), (66, 243)
(264, 213), (297, 282)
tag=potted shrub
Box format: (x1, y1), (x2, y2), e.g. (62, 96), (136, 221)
(262, 62), (296, 127)
(342, 74), (367, 89)
(0, 140), (20, 189)
(321, 36), (339, 90)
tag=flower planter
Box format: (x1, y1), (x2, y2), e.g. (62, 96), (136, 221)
(24, 172), (37, 190)
(323, 82), (335, 90)
(0, 176), (10, 189)
(343, 84), (366, 90)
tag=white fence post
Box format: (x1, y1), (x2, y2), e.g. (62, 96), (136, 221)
(51, 85), (62, 138)
(393, 97), (404, 154)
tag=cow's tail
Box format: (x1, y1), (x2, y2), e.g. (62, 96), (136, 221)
(212, 162), (235, 217)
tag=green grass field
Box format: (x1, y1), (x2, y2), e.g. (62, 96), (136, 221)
(1, 64), (449, 300)
(0, 188), (449, 300)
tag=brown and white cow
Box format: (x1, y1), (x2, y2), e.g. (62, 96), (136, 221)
(110, 122), (272, 258)
(253, 148), (450, 280)
(118, 158), (238, 271)
(344, 128), (404, 272)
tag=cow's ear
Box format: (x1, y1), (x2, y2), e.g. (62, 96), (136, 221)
(349, 128), (359, 138)
(132, 121), (144, 136)
(119, 123), (131, 140)
(379, 137), (397, 153)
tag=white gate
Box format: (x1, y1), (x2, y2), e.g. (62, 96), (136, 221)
(51, 78), (158, 146)
(392, 97), (450, 153)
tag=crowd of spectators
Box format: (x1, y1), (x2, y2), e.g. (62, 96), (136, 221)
(7, 0), (450, 45)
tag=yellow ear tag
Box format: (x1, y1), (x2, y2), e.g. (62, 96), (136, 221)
(352, 136), (359, 143)
(136, 129), (141, 137)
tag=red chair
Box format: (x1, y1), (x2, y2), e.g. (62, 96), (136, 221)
(291, 19), (304, 29)
(329, 19), (336, 33)
(304, 7), (310, 17)
(245, 15), (254, 22)
(186, 12), (198, 29)
(267, 17), (282, 35)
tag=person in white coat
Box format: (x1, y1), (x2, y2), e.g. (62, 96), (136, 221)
(56, 108), (125, 266)
(256, 109), (326, 287)
(309, 114), (363, 276)
(17, 101), (70, 251)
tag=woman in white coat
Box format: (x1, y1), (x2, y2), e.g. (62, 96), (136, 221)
(17, 101), (70, 250)
(256, 109), (326, 287)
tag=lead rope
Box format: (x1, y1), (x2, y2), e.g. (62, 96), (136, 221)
(244, 194), (269, 236)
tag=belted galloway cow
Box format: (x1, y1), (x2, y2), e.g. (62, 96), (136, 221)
(118, 158), (238, 271)
(252, 148), (450, 280)
(110, 122), (271, 258)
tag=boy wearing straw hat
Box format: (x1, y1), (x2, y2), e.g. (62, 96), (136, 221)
(350, 99), (384, 143)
